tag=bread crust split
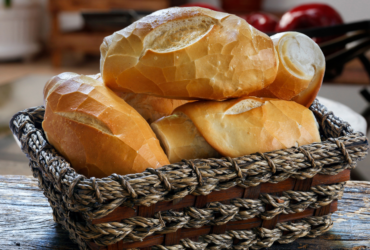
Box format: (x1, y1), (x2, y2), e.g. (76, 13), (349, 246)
(42, 73), (169, 178)
(100, 7), (279, 100)
(152, 97), (321, 162)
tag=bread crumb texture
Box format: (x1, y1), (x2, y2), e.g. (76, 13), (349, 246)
(100, 7), (278, 100)
(268, 32), (325, 102)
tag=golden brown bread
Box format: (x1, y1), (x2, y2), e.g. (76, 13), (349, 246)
(100, 7), (279, 100)
(151, 113), (220, 163)
(42, 73), (169, 178)
(253, 32), (325, 107)
(152, 97), (321, 160)
(115, 91), (190, 123)
(63, 73), (190, 124)
(43, 72), (80, 105)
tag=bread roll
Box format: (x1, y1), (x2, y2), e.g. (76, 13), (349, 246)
(43, 72), (79, 104)
(151, 113), (220, 163)
(152, 97), (321, 161)
(115, 91), (190, 123)
(86, 73), (103, 81)
(257, 32), (325, 107)
(74, 72), (190, 124)
(100, 7), (278, 100)
(42, 73), (169, 178)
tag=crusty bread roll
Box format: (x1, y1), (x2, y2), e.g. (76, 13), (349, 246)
(255, 32), (325, 107)
(151, 113), (220, 163)
(43, 72), (80, 104)
(152, 97), (321, 161)
(115, 91), (190, 124)
(100, 7), (279, 100)
(42, 73), (169, 178)
(51, 72), (191, 124)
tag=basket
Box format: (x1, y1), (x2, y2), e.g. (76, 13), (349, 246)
(9, 100), (368, 250)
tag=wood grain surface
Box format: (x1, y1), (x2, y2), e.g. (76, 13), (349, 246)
(0, 175), (369, 250)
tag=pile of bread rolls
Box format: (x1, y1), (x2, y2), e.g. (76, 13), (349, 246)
(42, 7), (325, 178)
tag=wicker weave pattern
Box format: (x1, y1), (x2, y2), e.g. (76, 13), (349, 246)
(9, 100), (368, 249)
(32, 182), (343, 246)
(152, 214), (333, 249)
(10, 105), (367, 220)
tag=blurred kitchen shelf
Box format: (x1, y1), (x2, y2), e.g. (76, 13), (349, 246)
(49, 0), (170, 12)
(53, 31), (112, 54)
(49, 0), (170, 67)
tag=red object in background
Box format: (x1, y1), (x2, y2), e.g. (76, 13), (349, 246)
(275, 3), (343, 43)
(222, 0), (262, 13)
(242, 12), (279, 33)
(180, 3), (223, 12)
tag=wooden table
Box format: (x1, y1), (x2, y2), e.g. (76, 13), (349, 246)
(0, 175), (369, 249)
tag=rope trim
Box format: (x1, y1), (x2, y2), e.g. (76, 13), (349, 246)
(227, 156), (245, 180)
(331, 138), (353, 165)
(183, 159), (204, 186)
(39, 182), (345, 245)
(111, 173), (138, 199)
(152, 214), (333, 250)
(257, 152), (276, 173)
(147, 168), (172, 191)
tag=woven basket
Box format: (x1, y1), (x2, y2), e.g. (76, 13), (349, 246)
(9, 100), (368, 250)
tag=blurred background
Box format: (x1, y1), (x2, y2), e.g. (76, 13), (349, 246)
(1, 0), (370, 179)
